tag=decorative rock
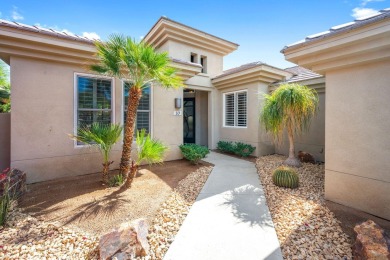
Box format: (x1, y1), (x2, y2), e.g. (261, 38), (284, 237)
(297, 151), (316, 164)
(353, 220), (390, 260)
(99, 219), (149, 260)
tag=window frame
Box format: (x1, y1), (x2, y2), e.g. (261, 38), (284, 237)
(73, 72), (115, 148)
(121, 80), (153, 139)
(222, 90), (248, 128)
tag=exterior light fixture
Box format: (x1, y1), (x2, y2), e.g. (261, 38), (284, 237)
(175, 98), (182, 109)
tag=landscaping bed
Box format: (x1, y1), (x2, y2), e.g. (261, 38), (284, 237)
(1, 160), (212, 259)
(256, 155), (352, 259)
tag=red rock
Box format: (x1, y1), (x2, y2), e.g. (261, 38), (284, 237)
(353, 220), (390, 260)
(297, 151), (316, 164)
(99, 219), (149, 260)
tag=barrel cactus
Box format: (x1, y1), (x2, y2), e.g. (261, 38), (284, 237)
(272, 166), (299, 189)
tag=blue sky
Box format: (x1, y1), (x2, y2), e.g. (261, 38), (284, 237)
(0, 0), (389, 70)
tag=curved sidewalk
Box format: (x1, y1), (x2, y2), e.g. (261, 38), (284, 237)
(164, 151), (282, 260)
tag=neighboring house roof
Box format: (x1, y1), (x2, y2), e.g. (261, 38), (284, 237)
(284, 66), (323, 83)
(0, 19), (95, 44)
(281, 8), (390, 53)
(144, 17), (239, 56)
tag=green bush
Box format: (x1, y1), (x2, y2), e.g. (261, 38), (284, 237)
(109, 174), (125, 187)
(234, 142), (256, 157)
(179, 144), (210, 164)
(272, 166), (299, 189)
(217, 141), (256, 157)
(217, 141), (236, 154)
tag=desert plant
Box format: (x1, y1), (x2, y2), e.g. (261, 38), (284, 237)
(217, 141), (236, 154)
(0, 169), (15, 226)
(125, 129), (168, 188)
(234, 142), (256, 157)
(70, 123), (123, 184)
(90, 35), (183, 189)
(179, 144), (210, 164)
(260, 83), (318, 167)
(109, 174), (125, 187)
(272, 166), (299, 189)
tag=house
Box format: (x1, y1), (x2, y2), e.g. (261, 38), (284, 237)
(282, 8), (390, 220)
(0, 17), (324, 185)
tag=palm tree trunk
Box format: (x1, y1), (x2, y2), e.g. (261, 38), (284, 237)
(102, 161), (113, 184)
(125, 161), (138, 188)
(119, 87), (142, 178)
(284, 124), (302, 167)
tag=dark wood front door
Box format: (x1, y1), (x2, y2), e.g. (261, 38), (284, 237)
(183, 98), (195, 143)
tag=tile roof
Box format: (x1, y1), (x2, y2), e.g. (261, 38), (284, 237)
(171, 57), (203, 67)
(282, 8), (390, 52)
(284, 66), (323, 82)
(213, 61), (288, 79)
(0, 19), (96, 44)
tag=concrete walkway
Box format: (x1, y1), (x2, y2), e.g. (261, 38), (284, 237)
(164, 152), (282, 260)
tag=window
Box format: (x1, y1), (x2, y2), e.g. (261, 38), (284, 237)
(223, 90), (247, 127)
(75, 74), (113, 145)
(123, 82), (151, 134)
(190, 53), (198, 63)
(200, 56), (207, 73)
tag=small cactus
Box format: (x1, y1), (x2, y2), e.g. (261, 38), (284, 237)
(272, 166), (299, 189)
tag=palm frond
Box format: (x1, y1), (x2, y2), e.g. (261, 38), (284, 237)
(135, 129), (168, 165)
(260, 83), (319, 145)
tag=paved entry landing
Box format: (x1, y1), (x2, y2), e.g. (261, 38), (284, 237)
(164, 152), (282, 260)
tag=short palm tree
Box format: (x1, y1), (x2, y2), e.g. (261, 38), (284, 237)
(125, 129), (168, 188)
(260, 83), (319, 167)
(70, 123), (123, 184)
(90, 35), (183, 189)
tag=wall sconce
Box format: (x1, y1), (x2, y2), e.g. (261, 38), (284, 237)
(175, 98), (182, 109)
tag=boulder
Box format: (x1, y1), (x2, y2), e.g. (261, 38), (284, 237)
(353, 220), (390, 260)
(297, 151), (316, 164)
(99, 219), (149, 260)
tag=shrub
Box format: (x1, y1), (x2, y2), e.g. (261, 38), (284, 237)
(217, 141), (236, 154)
(0, 169), (16, 226)
(179, 144), (210, 164)
(272, 166), (299, 189)
(217, 141), (256, 157)
(109, 174), (125, 187)
(234, 142), (256, 157)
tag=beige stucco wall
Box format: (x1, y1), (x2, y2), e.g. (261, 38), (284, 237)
(325, 60), (390, 220)
(275, 86), (325, 161)
(0, 113), (10, 171)
(218, 82), (274, 157)
(10, 56), (183, 183)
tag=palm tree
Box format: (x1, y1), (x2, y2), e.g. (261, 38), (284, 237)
(90, 35), (183, 188)
(260, 83), (319, 167)
(125, 129), (168, 188)
(70, 123), (123, 184)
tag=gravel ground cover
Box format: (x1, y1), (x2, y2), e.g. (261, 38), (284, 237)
(1, 164), (212, 259)
(256, 155), (352, 259)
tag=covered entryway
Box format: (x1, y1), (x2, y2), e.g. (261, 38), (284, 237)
(183, 89), (208, 146)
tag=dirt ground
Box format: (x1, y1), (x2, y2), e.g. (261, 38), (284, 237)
(19, 160), (212, 236)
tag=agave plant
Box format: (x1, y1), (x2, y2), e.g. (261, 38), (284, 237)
(260, 83), (318, 167)
(70, 123), (122, 184)
(125, 129), (168, 188)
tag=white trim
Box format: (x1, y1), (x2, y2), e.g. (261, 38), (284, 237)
(73, 72), (115, 148)
(222, 89), (248, 129)
(121, 80), (153, 140)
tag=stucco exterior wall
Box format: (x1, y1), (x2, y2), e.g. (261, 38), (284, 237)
(0, 113), (10, 171)
(275, 86), (325, 161)
(325, 61), (390, 220)
(10, 56), (183, 183)
(218, 82), (274, 157)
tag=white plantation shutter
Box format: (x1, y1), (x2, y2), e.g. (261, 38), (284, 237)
(224, 93), (235, 126)
(224, 90), (247, 127)
(237, 92), (247, 127)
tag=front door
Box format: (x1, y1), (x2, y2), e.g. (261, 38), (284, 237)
(183, 98), (195, 143)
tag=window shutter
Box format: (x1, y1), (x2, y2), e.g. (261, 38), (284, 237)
(237, 92), (247, 127)
(225, 93), (235, 126)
